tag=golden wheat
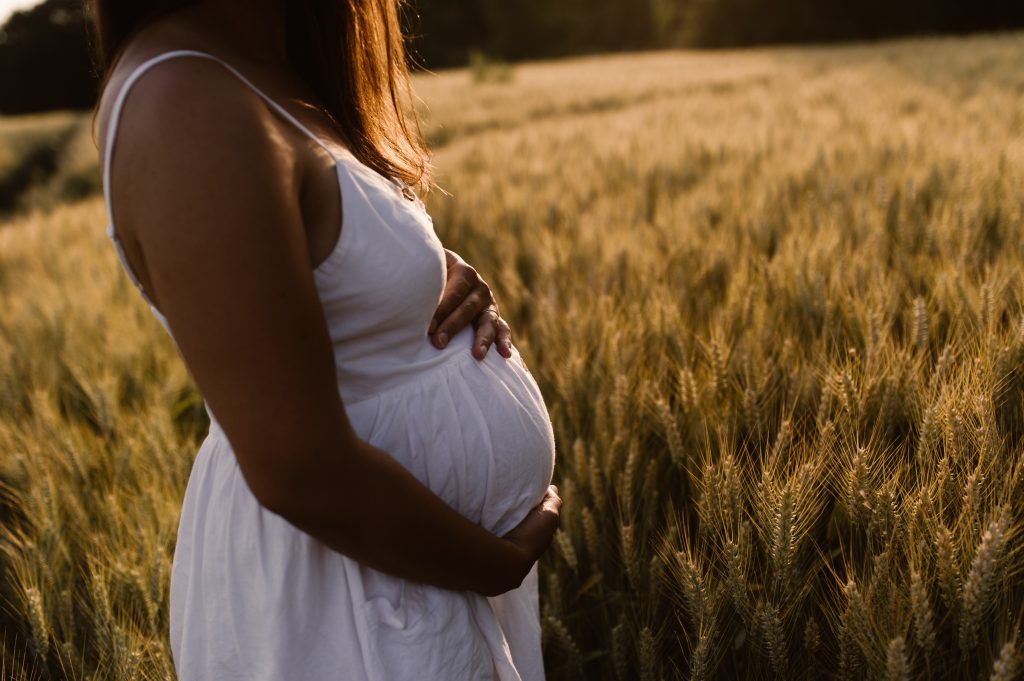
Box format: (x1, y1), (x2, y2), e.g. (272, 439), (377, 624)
(1, 31), (1023, 680)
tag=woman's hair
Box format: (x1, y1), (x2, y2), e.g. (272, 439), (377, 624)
(85, 0), (432, 193)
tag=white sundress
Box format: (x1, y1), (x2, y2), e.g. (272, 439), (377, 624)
(101, 49), (557, 681)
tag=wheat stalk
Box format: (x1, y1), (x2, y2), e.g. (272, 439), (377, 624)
(912, 297), (929, 353)
(885, 637), (909, 681)
(758, 602), (786, 677)
(554, 529), (579, 572)
(638, 626), (658, 681)
(909, 568), (936, 653)
(934, 524), (961, 613)
(959, 507), (1011, 651)
(989, 639), (1022, 681)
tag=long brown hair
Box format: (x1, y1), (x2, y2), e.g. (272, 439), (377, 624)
(84, 0), (432, 193)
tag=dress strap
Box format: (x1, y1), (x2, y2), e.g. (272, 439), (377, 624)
(103, 50), (338, 205)
(102, 47), (342, 232)
(102, 49), (341, 313)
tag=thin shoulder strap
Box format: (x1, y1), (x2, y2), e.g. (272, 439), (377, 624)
(102, 48), (338, 224)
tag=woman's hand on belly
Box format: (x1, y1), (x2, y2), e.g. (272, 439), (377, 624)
(498, 485), (562, 589)
(429, 249), (513, 360)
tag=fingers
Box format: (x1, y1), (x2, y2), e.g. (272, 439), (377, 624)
(443, 248), (462, 269)
(472, 307), (499, 360)
(531, 485), (563, 540)
(495, 316), (513, 359)
(540, 485), (562, 522)
(499, 484), (563, 575)
(429, 251), (515, 359)
(533, 486), (562, 551)
(432, 284), (492, 349)
(430, 263), (477, 336)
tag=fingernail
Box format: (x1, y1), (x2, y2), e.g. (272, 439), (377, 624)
(437, 332), (448, 347)
(428, 319), (437, 334)
(479, 342), (488, 356)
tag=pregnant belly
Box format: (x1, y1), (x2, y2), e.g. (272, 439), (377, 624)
(176, 334), (554, 679)
(343, 334), (556, 538)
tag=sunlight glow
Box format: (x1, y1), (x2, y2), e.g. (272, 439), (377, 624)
(0, 0), (43, 25)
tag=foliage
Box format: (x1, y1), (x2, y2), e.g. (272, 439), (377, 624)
(0, 0), (94, 115)
(1, 32), (1024, 680)
(681, 0), (1024, 47)
(15, 116), (103, 213)
(468, 50), (513, 84)
(3, 0), (1024, 114)
(0, 111), (85, 216)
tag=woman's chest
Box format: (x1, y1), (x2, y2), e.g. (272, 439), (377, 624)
(312, 157), (447, 343)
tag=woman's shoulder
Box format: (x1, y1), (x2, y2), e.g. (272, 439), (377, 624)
(97, 14), (282, 157)
(97, 31), (278, 170)
(99, 34), (302, 245)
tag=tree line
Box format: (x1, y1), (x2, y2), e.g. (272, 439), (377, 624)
(407, 0), (1024, 64)
(2, 0), (1023, 114)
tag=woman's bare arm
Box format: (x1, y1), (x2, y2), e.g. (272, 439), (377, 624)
(107, 57), (558, 596)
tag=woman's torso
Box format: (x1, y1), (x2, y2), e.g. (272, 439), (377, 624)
(100, 22), (555, 681)
(99, 37), (556, 537)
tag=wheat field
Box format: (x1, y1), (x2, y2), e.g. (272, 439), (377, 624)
(1, 32), (1023, 680)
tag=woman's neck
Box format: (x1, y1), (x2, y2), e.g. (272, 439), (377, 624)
(183, 0), (289, 69)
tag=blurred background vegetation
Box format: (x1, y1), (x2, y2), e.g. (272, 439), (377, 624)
(1, 0), (1022, 218)
(2, 0), (1024, 115)
(2, 2), (1024, 680)
(3, 33), (1024, 680)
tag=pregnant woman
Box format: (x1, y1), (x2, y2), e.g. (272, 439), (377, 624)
(89, 0), (560, 679)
